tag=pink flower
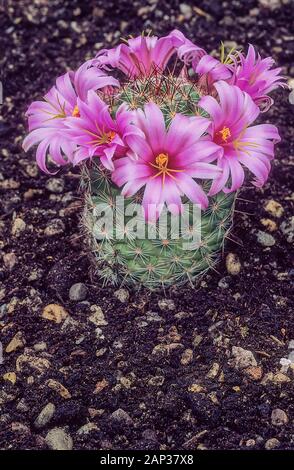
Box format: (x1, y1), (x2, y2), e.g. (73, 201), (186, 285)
(194, 54), (232, 92)
(95, 30), (205, 79)
(112, 102), (222, 221)
(199, 81), (281, 195)
(64, 90), (134, 170)
(230, 45), (286, 111)
(23, 61), (119, 172)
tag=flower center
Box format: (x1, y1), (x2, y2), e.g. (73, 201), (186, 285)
(72, 105), (80, 117)
(150, 152), (183, 186)
(155, 152), (169, 168)
(97, 130), (116, 145)
(218, 126), (231, 143)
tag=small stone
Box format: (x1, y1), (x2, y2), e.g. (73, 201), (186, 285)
(218, 277), (230, 289)
(44, 219), (65, 237)
(259, 0), (281, 11)
(148, 375), (165, 387)
(188, 383), (206, 393)
(89, 305), (108, 326)
(206, 363), (220, 379)
(77, 423), (98, 435)
(260, 218), (277, 232)
(158, 298), (176, 311)
(226, 253), (241, 275)
(69, 283), (88, 301)
(256, 230), (276, 247)
(45, 178), (64, 194)
(11, 217), (26, 236)
(264, 199), (284, 218)
(42, 304), (69, 323)
(96, 347), (107, 357)
(16, 398), (29, 412)
(271, 408), (288, 426)
(244, 366), (263, 381)
(265, 438), (280, 450)
(110, 408), (133, 426)
(192, 333), (203, 348)
(34, 403), (56, 429)
(5, 331), (25, 353)
(16, 354), (51, 374)
(93, 378), (109, 394)
(288, 340), (294, 350)
(3, 372), (17, 384)
(180, 348), (193, 365)
(46, 379), (71, 399)
(45, 428), (73, 450)
(33, 341), (47, 352)
(280, 217), (294, 243)
(179, 3), (192, 19)
(113, 288), (129, 303)
(245, 439), (256, 447)
(3, 252), (17, 270)
(272, 372), (291, 384)
(231, 346), (257, 369)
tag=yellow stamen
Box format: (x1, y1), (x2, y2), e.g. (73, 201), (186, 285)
(155, 152), (168, 167)
(72, 105), (80, 117)
(96, 130), (116, 145)
(218, 126), (231, 143)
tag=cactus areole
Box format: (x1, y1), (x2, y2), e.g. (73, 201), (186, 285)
(23, 31), (284, 289)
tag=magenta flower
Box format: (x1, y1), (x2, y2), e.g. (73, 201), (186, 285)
(23, 61), (119, 172)
(95, 30), (205, 79)
(230, 45), (286, 111)
(194, 54), (232, 92)
(95, 33), (177, 78)
(199, 81), (281, 195)
(111, 102), (222, 221)
(64, 90), (134, 170)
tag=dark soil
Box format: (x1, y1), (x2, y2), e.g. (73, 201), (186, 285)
(0, 0), (293, 451)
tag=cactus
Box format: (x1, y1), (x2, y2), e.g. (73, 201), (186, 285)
(23, 31), (283, 290)
(81, 162), (235, 289)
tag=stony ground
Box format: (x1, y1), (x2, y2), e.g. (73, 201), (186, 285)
(0, 0), (294, 451)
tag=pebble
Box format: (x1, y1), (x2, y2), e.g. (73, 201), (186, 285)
(45, 178), (64, 194)
(226, 253), (241, 275)
(5, 331), (25, 353)
(42, 304), (69, 323)
(260, 218), (277, 232)
(3, 252), (17, 270)
(271, 408), (289, 426)
(110, 408), (134, 426)
(259, 0), (282, 11)
(44, 219), (65, 237)
(45, 427), (73, 450)
(93, 378), (109, 394)
(206, 363), (220, 379)
(179, 3), (193, 19)
(46, 379), (71, 399)
(231, 346), (257, 369)
(11, 217), (26, 236)
(244, 366), (263, 381)
(180, 348), (193, 365)
(158, 298), (175, 311)
(77, 423), (98, 435)
(288, 340), (294, 350)
(3, 372), (17, 384)
(34, 403), (56, 429)
(218, 277), (230, 289)
(16, 354), (51, 373)
(265, 438), (280, 450)
(89, 305), (108, 326)
(188, 383), (206, 393)
(113, 288), (130, 303)
(280, 216), (294, 243)
(33, 341), (47, 352)
(69, 283), (88, 301)
(264, 199), (284, 218)
(192, 333), (203, 348)
(256, 230), (276, 247)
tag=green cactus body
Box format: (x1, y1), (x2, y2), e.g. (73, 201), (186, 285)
(81, 72), (236, 289)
